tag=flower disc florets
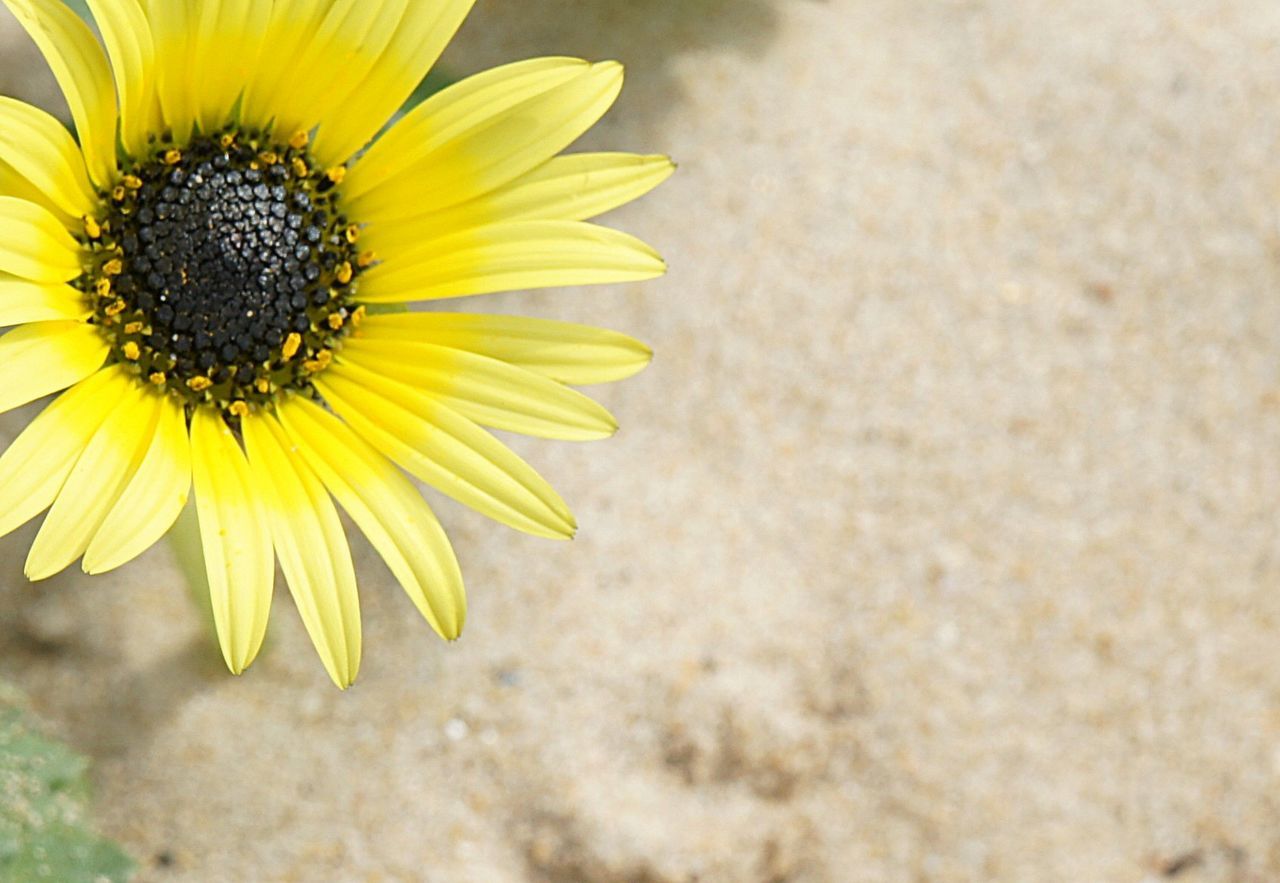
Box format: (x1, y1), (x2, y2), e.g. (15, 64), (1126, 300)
(78, 127), (368, 417)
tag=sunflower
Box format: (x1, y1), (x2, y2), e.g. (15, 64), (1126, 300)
(0, 0), (671, 688)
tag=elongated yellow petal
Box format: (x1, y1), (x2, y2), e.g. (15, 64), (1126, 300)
(317, 366), (576, 539)
(358, 220), (665, 303)
(239, 0), (329, 130)
(0, 366), (118, 540)
(343, 57), (590, 204)
(0, 197), (84, 283)
(190, 407), (274, 676)
(340, 341), (617, 441)
(0, 278), (90, 326)
(141, 0), (195, 142)
(356, 312), (653, 385)
(310, 0), (476, 167)
(244, 412), (361, 689)
(26, 383), (158, 580)
(86, 0), (161, 158)
(365, 153), (676, 255)
(0, 158), (67, 226)
(0, 321), (107, 415)
(1, 0), (118, 188)
(264, 0), (410, 148)
(277, 395), (464, 639)
(0, 97), (97, 220)
(191, 0), (270, 133)
(349, 62), (624, 223)
(83, 393), (190, 574)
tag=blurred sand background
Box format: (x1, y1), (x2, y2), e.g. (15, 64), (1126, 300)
(3, 0), (1280, 880)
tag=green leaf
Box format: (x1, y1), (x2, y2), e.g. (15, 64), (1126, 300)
(0, 687), (133, 882)
(63, 0), (91, 21)
(402, 68), (458, 113)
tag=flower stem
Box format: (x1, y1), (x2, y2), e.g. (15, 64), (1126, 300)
(168, 501), (216, 637)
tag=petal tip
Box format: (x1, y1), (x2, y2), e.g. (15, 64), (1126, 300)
(23, 550), (65, 583)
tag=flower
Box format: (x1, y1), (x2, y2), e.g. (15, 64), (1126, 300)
(0, 0), (672, 688)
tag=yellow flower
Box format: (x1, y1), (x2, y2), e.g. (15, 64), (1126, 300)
(0, 0), (672, 688)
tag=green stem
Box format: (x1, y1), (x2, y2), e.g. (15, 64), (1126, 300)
(168, 500), (216, 639)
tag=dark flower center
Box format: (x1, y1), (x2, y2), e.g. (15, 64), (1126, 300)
(80, 128), (366, 415)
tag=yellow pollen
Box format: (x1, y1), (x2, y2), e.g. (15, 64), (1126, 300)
(95, 278), (112, 298)
(122, 174), (143, 190)
(103, 258), (123, 276)
(351, 306), (366, 328)
(122, 342), (141, 361)
(123, 321), (143, 335)
(289, 131), (310, 150)
(163, 149), (182, 165)
(112, 185), (126, 202)
(302, 350), (333, 374)
(149, 372), (167, 386)
(326, 166), (347, 184)
(104, 298), (127, 317)
(255, 377), (272, 394)
(345, 224), (360, 244)
(282, 332), (302, 360)
(291, 158), (309, 177)
(259, 151), (278, 165)
(327, 312), (345, 330)
(336, 262), (353, 285)
(83, 216), (101, 239)
(228, 401), (250, 419)
(186, 376), (213, 393)
(357, 250), (377, 268)
(219, 133), (236, 149)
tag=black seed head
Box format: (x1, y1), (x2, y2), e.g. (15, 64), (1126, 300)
(79, 127), (363, 413)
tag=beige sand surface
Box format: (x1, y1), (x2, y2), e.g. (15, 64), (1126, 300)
(3, 1), (1280, 880)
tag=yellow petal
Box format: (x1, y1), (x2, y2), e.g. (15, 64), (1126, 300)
(365, 153), (676, 255)
(83, 392), (190, 574)
(0, 97), (97, 220)
(0, 158), (70, 226)
(356, 312), (653, 385)
(0, 278), (90, 326)
(0, 197), (85, 282)
(0, 320), (108, 415)
(309, 0), (476, 167)
(86, 0), (161, 158)
(343, 57), (590, 204)
(1, 0), (118, 188)
(26, 382), (158, 580)
(190, 406), (274, 676)
(259, 0), (410, 148)
(140, 0), (195, 142)
(348, 61), (624, 223)
(340, 340), (618, 441)
(276, 395), (464, 639)
(238, 0), (330, 130)
(357, 220), (665, 303)
(244, 411), (361, 689)
(316, 365), (576, 540)
(191, 0), (270, 133)
(0, 366), (119, 540)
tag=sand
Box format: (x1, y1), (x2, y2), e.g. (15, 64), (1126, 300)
(2, 0), (1280, 880)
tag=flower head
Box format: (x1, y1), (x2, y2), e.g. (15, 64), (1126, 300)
(0, 0), (672, 687)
